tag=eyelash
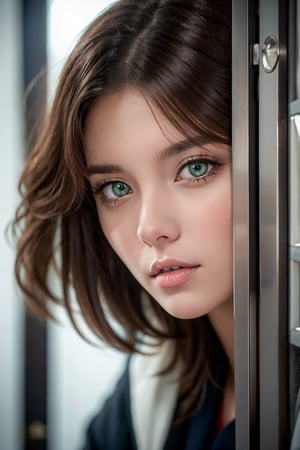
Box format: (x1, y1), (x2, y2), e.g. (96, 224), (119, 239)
(91, 155), (222, 207)
(175, 155), (221, 183)
(91, 179), (131, 206)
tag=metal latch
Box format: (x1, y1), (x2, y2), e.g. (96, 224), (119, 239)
(261, 35), (279, 73)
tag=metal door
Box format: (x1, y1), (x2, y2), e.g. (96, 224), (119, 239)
(232, 0), (300, 448)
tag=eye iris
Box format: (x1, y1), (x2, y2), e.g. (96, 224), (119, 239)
(112, 182), (130, 197)
(188, 161), (208, 177)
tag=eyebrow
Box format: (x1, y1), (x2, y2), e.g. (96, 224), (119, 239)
(86, 136), (210, 176)
(156, 136), (209, 161)
(86, 163), (121, 176)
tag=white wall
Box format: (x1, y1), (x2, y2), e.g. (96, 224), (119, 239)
(48, 314), (126, 450)
(0, 1), (24, 449)
(46, 2), (126, 450)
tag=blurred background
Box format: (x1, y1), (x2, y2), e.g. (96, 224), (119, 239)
(0, 1), (126, 449)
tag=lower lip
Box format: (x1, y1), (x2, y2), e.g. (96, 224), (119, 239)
(154, 267), (199, 288)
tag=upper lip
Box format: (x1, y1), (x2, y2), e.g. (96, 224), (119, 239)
(149, 258), (200, 277)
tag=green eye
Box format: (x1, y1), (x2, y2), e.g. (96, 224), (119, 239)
(94, 179), (132, 206)
(111, 182), (131, 197)
(187, 161), (209, 177)
(176, 159), (214, 182)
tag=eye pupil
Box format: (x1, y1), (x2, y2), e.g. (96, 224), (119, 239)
(112, 182), (130, 197)
(188, 161), (208, 177)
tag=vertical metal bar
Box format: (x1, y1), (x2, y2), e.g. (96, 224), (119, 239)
(259, 0), (289, 448)
(232, 1), (259, 448)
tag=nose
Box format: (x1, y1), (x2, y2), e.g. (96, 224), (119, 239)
(136, 192), (180, 247)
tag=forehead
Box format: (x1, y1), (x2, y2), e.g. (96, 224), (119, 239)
(84, 88), (184, 155)
(83, 87), (230, 169)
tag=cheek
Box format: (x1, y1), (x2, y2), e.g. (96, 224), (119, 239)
(206, 192), (233, 275)
(191, 187), (232, 243)
(210, 195), (232, 237)
(98, 210), (136, 262)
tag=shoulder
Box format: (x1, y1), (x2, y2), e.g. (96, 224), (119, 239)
(82, 340), (181, 450)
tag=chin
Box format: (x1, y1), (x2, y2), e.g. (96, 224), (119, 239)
(162, 298), (212, 320)
(160, 290), (232, 320)
(167, 310), (202, 320)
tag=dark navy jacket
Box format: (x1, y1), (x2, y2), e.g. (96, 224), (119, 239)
(82, 353), (235, 450)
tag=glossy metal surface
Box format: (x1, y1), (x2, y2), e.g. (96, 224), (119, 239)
(259, 0), (289, 448)
(262, 35), (280, 73)
(232, 1), (259, 448)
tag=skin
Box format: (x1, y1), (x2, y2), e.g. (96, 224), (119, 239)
(85, 88), (235, 424)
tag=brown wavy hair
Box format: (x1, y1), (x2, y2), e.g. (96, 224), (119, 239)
(13, 0), (231, 420)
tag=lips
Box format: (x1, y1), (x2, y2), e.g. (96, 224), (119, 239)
(150, 259), (200, 277)
(149, 259), (200, 288)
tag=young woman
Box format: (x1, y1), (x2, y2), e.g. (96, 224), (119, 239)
(14, 0), (234, 448)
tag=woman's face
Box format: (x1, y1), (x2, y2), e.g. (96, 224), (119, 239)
(85, 89), (232, 319)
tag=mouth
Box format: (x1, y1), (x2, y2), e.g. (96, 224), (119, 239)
(150, 264), (200, 289)
(150, 259), (200, 278)
(156, 265), (183, 274)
